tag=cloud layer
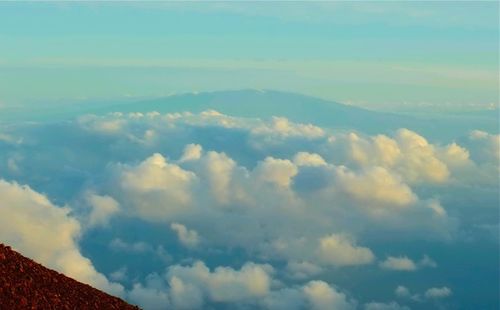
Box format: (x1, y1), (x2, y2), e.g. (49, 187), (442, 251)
(0, 110), (498, 309)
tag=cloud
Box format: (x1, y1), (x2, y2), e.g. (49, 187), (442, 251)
(252, 116), (325, 139)
(198, 151), (237, 205)
(285, 261), (322, 280)
(394, 286), (411, 298)
(293, 152), (327, 167)
(335, 166), (417, 209)
(425, 286), (452, 299)
(303, 280), (356, 310)
(317, 234), (375, 267)
(380, 255), (437, 272)
(170, 223), (200, 248)
(0, 179), (123, 296)
(379, 256), (417, 271)
(168, 261), (273, 302)
(467, 130), (500, 163)
(325, 129), (478, 185)
(254, 157), (298, 188)
(418, 255), (437, 268)
(0, 132), (23, 145)
(79, 114), (127, 135)
(85, 193), (120, 228)
(129, 260), (274, 308)
(364, 301), (410, 310)
(2, 110), (497, 309)
(129, 259), (358, 310)
(110, 267), (128, 282)
(113, 153), (196, 221)
(128, 274), (170, 310)
(179, 143), (203, 162)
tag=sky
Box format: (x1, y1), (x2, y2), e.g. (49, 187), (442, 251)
(0, 2), (499, 310)
(0, 1), (498, 111)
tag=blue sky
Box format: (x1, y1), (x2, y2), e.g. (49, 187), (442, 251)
(0, 1), (498, 111)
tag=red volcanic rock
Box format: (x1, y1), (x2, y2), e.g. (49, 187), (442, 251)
(0, 243), (140, 309)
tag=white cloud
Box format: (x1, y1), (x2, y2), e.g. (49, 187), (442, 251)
(364, 301), (410, 310)
(198, 151), (237, 205)
(293, 152), (327, 167)
(129, 260), (358, 310)
(394, 286), (411, 298)
(164, 261), (273, 305)
(468, 130), (500, 163)
(317, 234), (375, 267)
(380, 255), (437, 272)
(260, 287), (306, 310)
(85, 193), (120, 228)
(0, 179), (123, 296)
(129, 275), (171, 310)
(418, 255), (437, 268)
(79, 114), (127, 134)
(325, 129), (473, 185)
(114, 153), (196, 221)
(179, 143), (203, 162)
(303, 280), (356, 310)
(170, 222), (200, 248)
(286, 261), (322, 279)
(379, 256), (417, 271)
(254, 157), (298, 188)
(0, 132), (23, 145)
(335, 166), (417, 209)
(168, 276), (204, 309)
(252, 116), (325, 139)
(425, 286), (452, 299)
(110, 266), (128, 282)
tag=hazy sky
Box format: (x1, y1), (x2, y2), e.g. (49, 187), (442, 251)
(0, 1), (498, 110)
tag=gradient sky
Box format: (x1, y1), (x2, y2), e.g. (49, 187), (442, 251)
(0, 1), (498, 111)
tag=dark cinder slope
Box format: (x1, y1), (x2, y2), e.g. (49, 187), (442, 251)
(0, 244), (140, 310)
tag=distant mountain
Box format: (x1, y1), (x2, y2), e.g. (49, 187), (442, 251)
(1, 89), (496, 139)
(0, 243), (139, 309)
(96, 89), (498, 139)
(99, 89), (419, 134)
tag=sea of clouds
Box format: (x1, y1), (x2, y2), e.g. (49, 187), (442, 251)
(0, 110), (498, 309)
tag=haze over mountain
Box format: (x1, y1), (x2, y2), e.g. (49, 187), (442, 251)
(2, 90), (496, 140)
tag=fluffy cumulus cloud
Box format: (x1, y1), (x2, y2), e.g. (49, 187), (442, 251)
(128, 260), (359, 310)
(0, 109), (497, 309)
(379, 256), (417, 271)
(0, 180), (123, 296)
(303, 280), (356, 310)
(425, 286), (452, 299)
(380, 255), (438, 272)
(317, 234), (374, 266)
(251, 116), (325, 139)
(324, 129), (479, 185)
(170, 223), (200, 248)
(85, 193), (120, 228)
(112, 153), (196, 221)
(394, 286), (411, 298)
(128, 260), (274, 309)
(364, 301), (410, 310)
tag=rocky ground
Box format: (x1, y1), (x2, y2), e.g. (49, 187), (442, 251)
(0, 243), (140, 309)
